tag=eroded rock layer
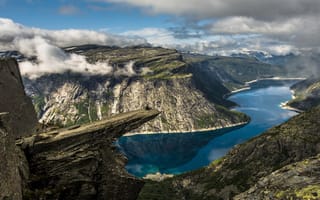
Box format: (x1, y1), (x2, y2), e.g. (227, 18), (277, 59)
(20, 109), (160, 200)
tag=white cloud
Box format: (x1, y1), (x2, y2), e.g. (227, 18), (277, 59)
(100, 0), (320, 49)
(0, 18), (145, 78)
(18, 37), (114, 79)
(58, 5), (80, 15)
(122, 27), (299, 56)
(100, 0), (320, 21)
(209, 16), (320, 48)
(123, 28), (175, 46)
(0, 18), (146, 50)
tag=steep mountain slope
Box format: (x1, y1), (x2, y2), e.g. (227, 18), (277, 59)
(23, 46), (249, 133)
(138, 106), (320, 200)
(19, 109), (160, 200)
(287, 77), (320, 111)
(0, 59), (38, 200)
(0, 58), (162, 200)
(0, 58), (38, 137)
(184, 54), (288, 91)
(234, 154), (320, 200)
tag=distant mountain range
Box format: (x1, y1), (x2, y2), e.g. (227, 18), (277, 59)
(1, 45), (319, 199)
(2, 46), (318, 133)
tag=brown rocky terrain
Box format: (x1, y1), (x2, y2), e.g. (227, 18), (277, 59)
(0, 58), (160, 200)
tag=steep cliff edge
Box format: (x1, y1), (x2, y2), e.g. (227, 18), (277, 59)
(0, 58), (161, 199)
(235, 154), (320, 200)
(19, 109), (160, 200)
(0, 59), (37, 200)
(23, 46), (249, 133)
(138, 106), (320, 200)
(0, 58), (38, 137)
(287, 77), (320, 111)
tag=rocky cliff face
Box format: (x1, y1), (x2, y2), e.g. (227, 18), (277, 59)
(19, 109), (160, 200)
(234, 154), (320, 200)
(287, 77), (320, 111)
(23, 46), (248, 133)
(0, 58), (161, 200)
(0, 59), (37, 200)
(0, 113), (29, 200)
(138, 106), (320, 200)
(0, 58), (38, 137)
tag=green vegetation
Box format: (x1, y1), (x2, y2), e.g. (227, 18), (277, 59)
(33, 95), (45, 116)
(295, 185), (320, 199)
(138, 106), (320, 200)
(287, 77), (320, 111)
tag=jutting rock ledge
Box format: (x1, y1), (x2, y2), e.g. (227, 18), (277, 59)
(0, 58), (160, 200)
(19, 109), (160, 200)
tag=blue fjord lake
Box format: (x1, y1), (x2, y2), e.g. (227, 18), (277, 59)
(117, 80), (299, 177)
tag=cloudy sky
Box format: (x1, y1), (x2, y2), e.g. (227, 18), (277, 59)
(0, 0), (319, 57)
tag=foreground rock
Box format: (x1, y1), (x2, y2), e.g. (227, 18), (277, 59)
(19, 109), (160, 200)
(0, 58), (37, 200)
(0, 58), (38, 137)
(287, 77), (320, 111)
(0, 58), (160, 200)
(138, 106), (320, 200)
(235, 154), (320, 200)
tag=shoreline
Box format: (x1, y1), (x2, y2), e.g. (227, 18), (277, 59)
(123, 121), (249, 136)
(245, 77), (305, 85)
(279, 88), (303, 113)
(224, 77), (305, 98)
(124, 77), (304, 137)
(280, 101), (303, 113)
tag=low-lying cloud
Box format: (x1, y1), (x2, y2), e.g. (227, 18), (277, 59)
(19, 37), (114, 79)
(102, 0), (320, 21)
(123, 28), (299, 56)
(0, 18), (145, 78)
(102, 0), (320, 50)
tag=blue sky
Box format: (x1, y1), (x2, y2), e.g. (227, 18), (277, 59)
(0, 0), (173, 32)
(1, 0), (319, 77)
(0, 0), (319, 56)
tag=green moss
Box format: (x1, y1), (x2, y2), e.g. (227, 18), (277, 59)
(33, 95), (45, 115)
(75, 101), (90, 125)
(89, 101), (98, 122)
(100, 103), (109, 117)
(138, 180), (179, 200)
(295, 185), (320, 199)
(210, 157), (223, 168)
(195, 114), (217, 129)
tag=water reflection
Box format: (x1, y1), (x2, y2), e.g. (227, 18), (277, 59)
(117, 80), (299, 177)
(117, 125), (244, 177)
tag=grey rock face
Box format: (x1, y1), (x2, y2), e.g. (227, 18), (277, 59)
(0, 58), (38, 137)
(23, 46), (248, 133)
(0, 114), (25, 200)
(138, 106), (320, 200)
(0, 59), (37, 200)
(234, 154), (320, 200)
(20, 109), (160, 200)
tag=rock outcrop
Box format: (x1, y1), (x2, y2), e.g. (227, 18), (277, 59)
(0, 113), (29, 200)
(235, 154), (320, 200)
(0, 58), (161, 200)
(287, 77), (320, 111)
(23, 46), (248, 133)
(0, 58), (37, 200)
(138, 106), (320, 200)
(0, 58), (38, 137)
(19, 109), (160, 200)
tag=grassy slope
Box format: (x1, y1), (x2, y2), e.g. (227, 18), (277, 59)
(138, 106), (320, 200)
(288, 77), (320, 111)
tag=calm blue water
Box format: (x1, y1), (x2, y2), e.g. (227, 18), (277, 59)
(117, 80), (298, 177)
